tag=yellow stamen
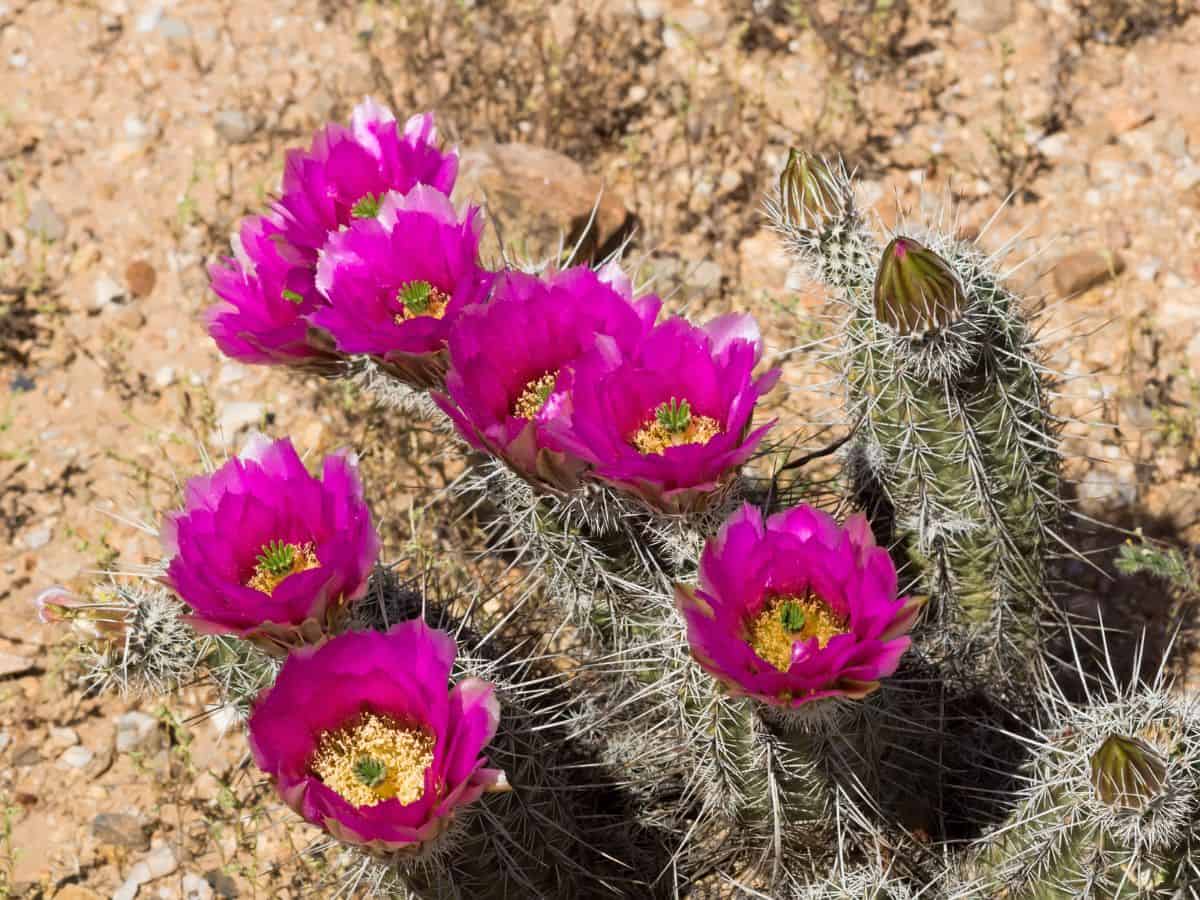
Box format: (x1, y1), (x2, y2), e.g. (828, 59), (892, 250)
(393, 284), (451, 323)
(513, 371), (559, 420)
(312, 712), (435, 808)
(746, 594), (848, 673)
(632, 413), (722, 455)
(246, 542), (319, 595)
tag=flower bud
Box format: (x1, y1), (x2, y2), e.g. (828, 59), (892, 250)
(873, 236), (967, 336)
(1090, 734), (1168, 812)
(778, 148), (841, 231)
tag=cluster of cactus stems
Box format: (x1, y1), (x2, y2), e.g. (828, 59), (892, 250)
(44, 99), (1200, 900)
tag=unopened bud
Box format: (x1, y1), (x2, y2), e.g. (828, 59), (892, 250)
(778, 148), (841, 231)
(873, 236), (967, 336)
(1090, 734), (1168, 812)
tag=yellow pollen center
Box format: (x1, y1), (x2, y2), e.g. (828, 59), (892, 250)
(393, 285), (451, 323)
(311, 712), (436, 808)
(632, 410), (722, 455)
(513, 371), (559, 420)
(245, 542), (319, 595)
(746, 594), (848, 673)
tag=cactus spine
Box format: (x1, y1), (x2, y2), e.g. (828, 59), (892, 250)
(769, 150), (1064, 676)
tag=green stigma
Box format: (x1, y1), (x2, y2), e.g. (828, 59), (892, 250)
(353, 756), (388, 788)
(654, 398), (692, 434)
(281, 289), (304, 305)
(351, 193), (381, 219)
(779, 602), (806, 632)
(400, 280), (434, 314)
(255, 540), (297, 577)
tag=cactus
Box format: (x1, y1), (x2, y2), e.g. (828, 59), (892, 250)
(67, 580), (204, 698)
(331, 565), (673, 899)
(970, 647), (1200, 898)
(453, 456), (740, 647)
(768, 150), (1065, 679)
(47, 98), (1200, 900)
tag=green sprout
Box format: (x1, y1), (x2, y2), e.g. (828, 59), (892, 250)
(255, 540), (296, 577)
(354, 756), (388, 788)
(655, 398), (693, 434)
(351, 193), (382, 219)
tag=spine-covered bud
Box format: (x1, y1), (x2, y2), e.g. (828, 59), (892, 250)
(1090, 734), (1169, 812)
(873, 236), (966, 336)
(54, 581), (204, 698)
(779, 148), (845, 233)
(972, 681), (1200, 898)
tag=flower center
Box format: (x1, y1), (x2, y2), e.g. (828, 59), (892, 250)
(746, 594), (848, 673)
(281, 289), (304, 305)
(393, 279), (451, 323)
(312, 712), (435, 808)
(513, 371), (559, 420)
(351, 192), (382, 219)
(246, 540), (319, 595)
(632, 397), (722, 455)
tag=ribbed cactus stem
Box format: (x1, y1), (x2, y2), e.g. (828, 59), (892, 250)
(623, 636), (854, 893)
(770, 152), (1063, 675)
(460, 458), (863, 891)
(972, 681), (1200, 899)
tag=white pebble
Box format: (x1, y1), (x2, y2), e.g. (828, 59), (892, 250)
(182, 873), (214, 900)
(60, 745), (94, 768)
(116, 711), (158, 753)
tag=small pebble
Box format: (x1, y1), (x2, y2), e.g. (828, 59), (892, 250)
(135, 3), (163, 32)
(217, 362), (245, 386)
(214, 109), (257, 144)
(157, 16), (190, 38)
(115, 711), (159, 753)
(60, 745), (95, 769)
(182, 873), (214, 900)
(0, 651), (36, 677)
(93, 812), (151, 850)
(94, 275), (126, 309)
(215, 402), (265, 441)
(48, 726), (79, 748)
(125, 259), (157, 297)
(23, 523), (52, 550)
(26, 197), (65, 241)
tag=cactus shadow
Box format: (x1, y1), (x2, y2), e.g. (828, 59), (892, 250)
(1047, 486), (1199, 699)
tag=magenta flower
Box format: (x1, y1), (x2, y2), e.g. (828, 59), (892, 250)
(309, 187), (492, 388)
(545, 314), (780, 512)
(207, 215), (340, 369)
(434, 265), (661, 489)
(248, 621), (505, 853)
(274, 98), (458, 264)
(206, 99), (456, 369)
(162, 436), (379, 651)
(676, 504), (925, 708)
